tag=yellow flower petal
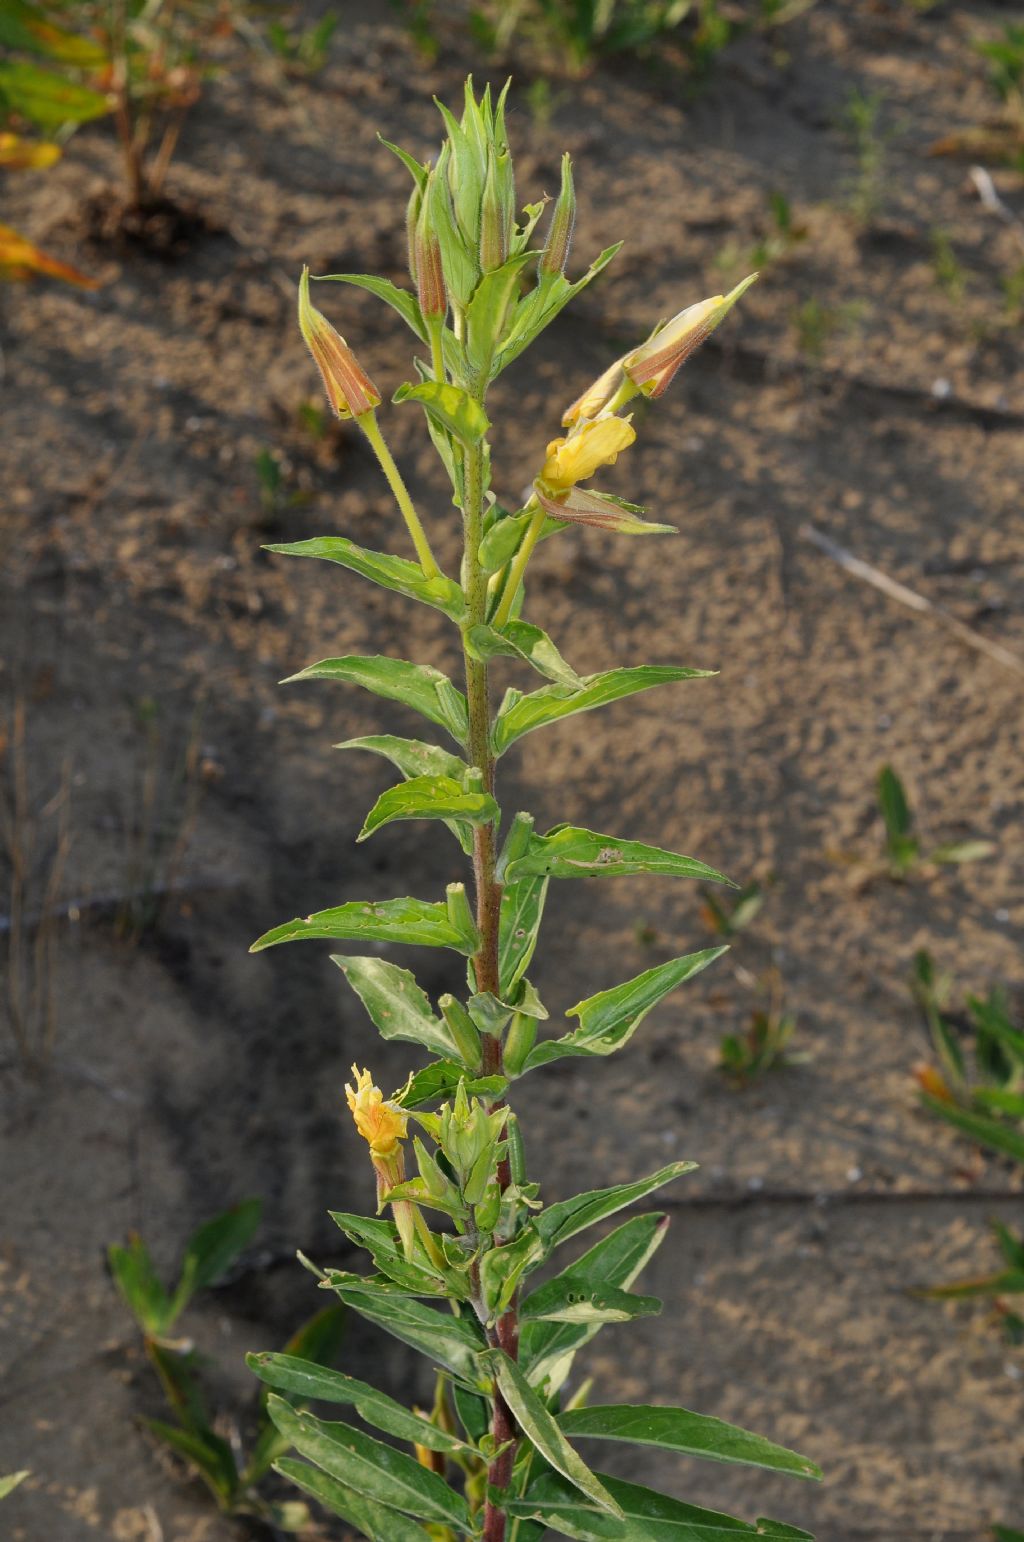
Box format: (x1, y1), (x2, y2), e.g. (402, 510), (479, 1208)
(539, 416), (636, 491)
(345, 1064), (408, 1157)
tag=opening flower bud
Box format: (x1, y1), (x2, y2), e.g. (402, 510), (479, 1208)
(562, 354), (627, 427)
(539, 152), (575, 277)
(298, 266), (381, 420)
(623, 272), (757, 400)
(539, 415), (636, 492)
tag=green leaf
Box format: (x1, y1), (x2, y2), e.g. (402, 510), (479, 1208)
(108, 1234), (173, 1336)
(466, 251), (534, 373)
(479, 509), (533, 573)
(336, 734), (468, 783)
(522, 1213), (669, 1391)
(331, 956), (459, 1059)
(336, 735), (474, 854)
(536, 1163), (697, 1253)
(496, 244), (622, 372)
(358, 774), (498, 841)
(172, 1199), (261, 1317)
(144, 1420), (238, 1506)
(467, 621), (584, 689)
(274, 1458), (433, 1542)
(266, 1397), (470, 1529)
(920, 1267), (1024, 1301)
(324, 1279), (487, 1385)
(492, 666), (712, 755)
(285, 655), (468, 744)
(251, 897), (479, 955)
(264, 538), (465, 621)
(499, 873), (549, 995)
(557, 1405), (821, 1481)
(877, 764), (912, 841)
(246, 1305), (348, 1485)
(0, 0), (107, 65)
(317, 272), (427, 342)
(0, 1472), (29, 1501)
(921, 1094), (1024, 1165)
(248, 1355), (471, 1453)
(393, 380), (490, 446)
(508, 1471), (815, 1539)
(480, 1349), (623, 1518)
(146, 1339), (210, 1434)
(504, 827), (732, 886)
(327, 1216), (452, 1296)
(523, 949), (728, 1070)
(521, 1277), (662, 1325)
(479, 1225), (546, 1317)
(0, 59), (109, 129)
(396, 1059), (508, 1108)
(377, 136), (428, 190)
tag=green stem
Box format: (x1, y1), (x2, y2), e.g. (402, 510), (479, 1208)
(428, 315), (447, 384)
(358, 410), (442, 579)
(492, 500), (544, 630)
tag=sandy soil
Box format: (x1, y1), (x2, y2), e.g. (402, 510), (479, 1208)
(1, 2), (1023, 1538)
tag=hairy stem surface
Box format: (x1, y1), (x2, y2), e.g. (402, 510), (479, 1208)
(462, 433), (518, 1541)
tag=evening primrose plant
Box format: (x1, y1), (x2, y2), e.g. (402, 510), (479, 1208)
(247, 79), (819, 1542)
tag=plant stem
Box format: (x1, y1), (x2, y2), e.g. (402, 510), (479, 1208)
(359, 411), (443, 578)
(462, 432), (518, 1541)
(492, 501), (544, 630)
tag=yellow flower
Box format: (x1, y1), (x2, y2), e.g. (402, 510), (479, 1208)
(345, 1065), (408, 1158)
(298, 266), (381, 420)
(623, 273), (757, 400)
(561, 354), (627, 428)
(539, 416), (636, 491)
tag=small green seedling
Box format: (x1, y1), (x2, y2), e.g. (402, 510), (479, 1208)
(877, 765), (994, 880)
(841, 87), (887, 223)
(719, 970), (805, 1084)
(930, 229), (967, 307)
(265, 9), (337, 76)
(700, 878), (766, 939)
(109, 1201), (345, 1529)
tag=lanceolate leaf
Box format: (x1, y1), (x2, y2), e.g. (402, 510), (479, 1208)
(0, 221), (98, 288)
(466, 621), (584, 689)
(327, 1215), (452, 1296)
(250, 898), (479, 955)
(248, 1355), (471, 1453)
(0, 0), (107, 65)
(327, 1279), (487, 1384)
(107, 1234), (172, 1336)
(173, 1199), (262, 1316)
(393, 380), (490, 446)
(536, 1163), (697, 1252)
(521, 1277), (662, 1325)
(285, 655), (468, 744)
(335, 734), (469, 782)
(0, 59), (109, 129)
(496, 244), (623, 372)
(266, 1398), (471, 1530)
(396, 1059), (508, 1108)
(331, 955), (459, 1059)
(920, 1094), (1024, 1165)
(318, 272), (428, 342)
(492, 666), (712, 755)
(522, 1213), (670, 1390)
(523, 949), (728, 1070)
(274, 1458), (433, 1542)
(144, 1421), (238, 1505)
(504, 827), (732, 886)
(0, 1471), (29, 1500)
(499, 873), (549, 994)
(507, 1471), (815, 1540)
(557, 1405), (822, 1481)
(358, 775), (498, 841)
(480, 1349), (623, 1519)
(264, 538), (465, 620)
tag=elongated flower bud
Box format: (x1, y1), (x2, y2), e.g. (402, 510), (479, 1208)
(414, 194), (447, 318)
(540, 152), (575, 277)
(298, 267), (380, 419)
(562, 353), (627, 427)
(406, 182), (422, 288)
(623, 273), (757, 399)
(479, 147), (509, 273)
